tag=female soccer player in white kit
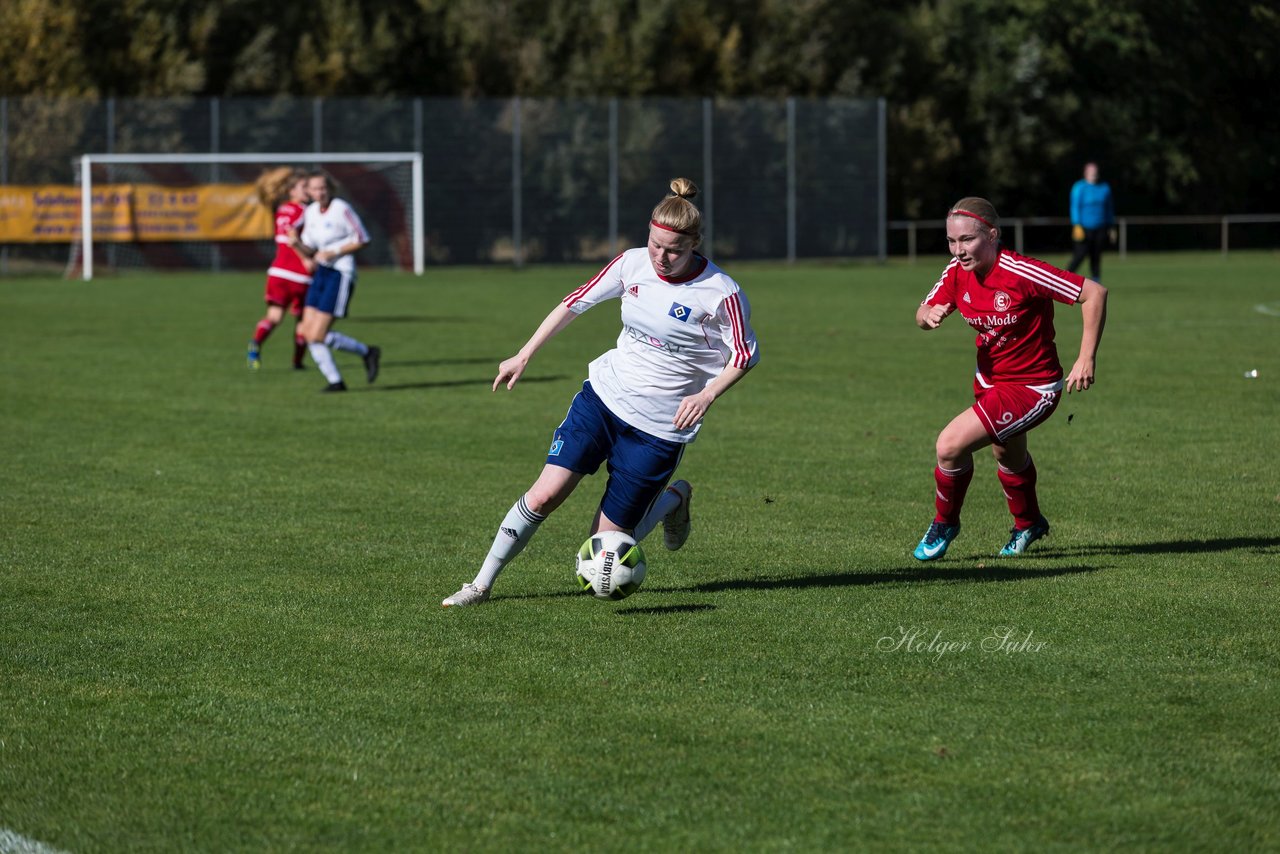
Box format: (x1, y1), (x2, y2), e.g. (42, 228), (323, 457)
(443, 178), (761, 607)
(296, 171), (381, 392)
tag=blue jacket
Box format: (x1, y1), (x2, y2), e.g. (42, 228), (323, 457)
(1070, 180), (1115, 229)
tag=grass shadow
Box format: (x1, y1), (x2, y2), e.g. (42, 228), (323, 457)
(381, 357), (500, 368)
(349, 315), (472, 324)
(1024, 536), (1280, 559)
(653, 564), (1101, 594)
(359, 374), (568, 393)
(616, 603), (717, 616)
(494, 564), (1099, 603)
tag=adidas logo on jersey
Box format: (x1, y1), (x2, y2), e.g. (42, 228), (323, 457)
(963, 291), (972, 303)
(626, 285), (639, 298)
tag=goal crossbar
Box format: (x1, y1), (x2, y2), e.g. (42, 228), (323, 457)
(77, 152), (424, 280)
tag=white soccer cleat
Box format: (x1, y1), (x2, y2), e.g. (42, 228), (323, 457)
(662, 480), (692, 551)
(442, 583), (490, 608)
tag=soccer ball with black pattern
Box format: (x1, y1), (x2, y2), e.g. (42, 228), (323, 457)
(575, 531), (647, 601)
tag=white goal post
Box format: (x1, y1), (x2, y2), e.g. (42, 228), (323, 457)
(77, 152), (424, 280)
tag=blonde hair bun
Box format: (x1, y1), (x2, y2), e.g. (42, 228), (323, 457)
(669, 178), (698, 201)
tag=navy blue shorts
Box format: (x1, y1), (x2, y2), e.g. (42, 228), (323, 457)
(547, 382), (685, 529)
(305, 265), (356, 318)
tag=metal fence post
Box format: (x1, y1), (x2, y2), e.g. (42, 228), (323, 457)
(512, 97), (522, 268)
(106, 97), (116, 272)
(413, 97), (423, 154)
(1014, 220), (1024, 254)
(786, 97), (797, 263)
(414, 97), (424, 269)
(907, 221), (917, 264)
(609, 98), (618, 256)
(1119, 218), (1127, 259)
(1, 96), (7, 275)
(877, 97), (887, 263)
(81, 155), (93, 281)
(210, 97), (221, 273)
(412, 153), (424, 275)
(1221, 216), (1229, 257)
(313, 98), (323, 152)
(702, 98), (713, 258)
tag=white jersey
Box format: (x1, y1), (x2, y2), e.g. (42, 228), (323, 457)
(563, 248), (760, 443)
(300, 198), (369, 275)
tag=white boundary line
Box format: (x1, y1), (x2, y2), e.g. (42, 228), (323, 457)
(0, 828), (69, 854)
(1254, 302), (1280, 317)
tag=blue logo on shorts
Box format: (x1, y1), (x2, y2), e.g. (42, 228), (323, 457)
(549, 438), (564, 457)
(669, 302), (692, 322)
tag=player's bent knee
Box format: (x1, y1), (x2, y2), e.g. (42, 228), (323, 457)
(524, 485), (567, 516)
(935, 436), (968, 467)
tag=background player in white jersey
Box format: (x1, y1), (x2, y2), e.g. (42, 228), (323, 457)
(296, 171), (381, 392)
(443, 178), (761, 607)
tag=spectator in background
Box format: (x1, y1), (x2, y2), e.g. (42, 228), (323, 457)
(1067, 162), (1116, 282)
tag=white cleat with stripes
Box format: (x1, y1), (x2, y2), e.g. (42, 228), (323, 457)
(442, 583), (490, 608)
(662, 480), (692, 551)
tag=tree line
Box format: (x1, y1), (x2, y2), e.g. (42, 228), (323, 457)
(2, 0), (1276, 218)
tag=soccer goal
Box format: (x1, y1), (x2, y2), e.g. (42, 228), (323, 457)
(74, 152), (424, 280)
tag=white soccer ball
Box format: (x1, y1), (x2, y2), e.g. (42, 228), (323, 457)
(575, 531), (647, 601)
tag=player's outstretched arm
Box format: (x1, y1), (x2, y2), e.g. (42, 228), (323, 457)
(494, 303), (578, 391)
(1066, 279), (1108, 393)
(917, 302), (952, 330)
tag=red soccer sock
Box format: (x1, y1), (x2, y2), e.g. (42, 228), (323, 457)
(997, 455), (1041, 530)
(293, 335), (307, 367)
(253, 319), (277, 345)
(933, 463), (974, 525)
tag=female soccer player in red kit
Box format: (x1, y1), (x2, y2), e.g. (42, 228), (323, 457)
(913, 197), (1108, 560)
(247, 168), (313, 370)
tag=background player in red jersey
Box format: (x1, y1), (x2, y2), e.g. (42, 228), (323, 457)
(913, 196), (1108, 560)
(247, 167), (313, 370)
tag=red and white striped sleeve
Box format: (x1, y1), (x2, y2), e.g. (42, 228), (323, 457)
(999, 252), (1084, 304)
(922, 258), (958, 306)
(342, 201), (371, 245)
(715, 289), (760, 369)
(562, 253), (626, 313)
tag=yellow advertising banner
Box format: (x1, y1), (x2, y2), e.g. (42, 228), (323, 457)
(0, 184), (274, 243)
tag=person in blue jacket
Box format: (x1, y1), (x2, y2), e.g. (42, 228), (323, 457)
(1067, 162), (1116, 282)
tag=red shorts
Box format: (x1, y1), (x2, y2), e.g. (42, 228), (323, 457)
(265, 276), (309, 316)
(971, 375), (1062, 444)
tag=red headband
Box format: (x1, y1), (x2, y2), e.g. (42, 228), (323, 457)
(949, 209), (996, 229)
(650, 220), (694, 236)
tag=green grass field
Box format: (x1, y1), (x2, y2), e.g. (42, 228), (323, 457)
(3, 253), (1278, 852)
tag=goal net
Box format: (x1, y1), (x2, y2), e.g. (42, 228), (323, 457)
(72, 153), (423, 280)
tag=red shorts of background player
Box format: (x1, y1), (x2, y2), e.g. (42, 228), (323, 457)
(972, 374), (1062, 445)
(265, 276), (309, 316)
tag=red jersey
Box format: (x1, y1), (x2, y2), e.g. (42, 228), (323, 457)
(922, 246), (1083, 384)
(268, 201), (311, 282)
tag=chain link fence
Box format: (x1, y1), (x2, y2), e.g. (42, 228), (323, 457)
(0, 96), (885, 274)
